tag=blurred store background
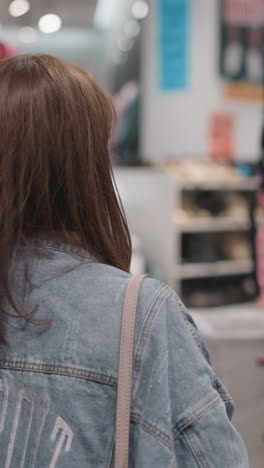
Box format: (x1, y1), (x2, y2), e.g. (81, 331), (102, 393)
(0, 0), (264, 466)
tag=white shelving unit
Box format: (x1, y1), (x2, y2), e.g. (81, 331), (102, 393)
(177, 260), (253, 280)
(114, 168), (258, 297)
(179, 179), (258, 191)
(177, 217), (250, 233)
(173, 176), (257, 295)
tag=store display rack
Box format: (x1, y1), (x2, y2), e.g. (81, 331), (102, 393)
(177, 259), (252, 280)
(177, 215), (252, 233)
(115, 167), (258, 305)
(173, 178), (258, 298)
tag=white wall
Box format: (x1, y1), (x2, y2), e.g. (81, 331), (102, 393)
(142, 0), (263, 162)
(2, 27), (111, 89)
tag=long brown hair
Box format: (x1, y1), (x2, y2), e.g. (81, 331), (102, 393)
(0, 54), (132, 344)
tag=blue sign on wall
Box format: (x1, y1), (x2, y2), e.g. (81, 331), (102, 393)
(158, 0), (190, 90)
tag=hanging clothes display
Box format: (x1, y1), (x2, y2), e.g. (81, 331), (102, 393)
(111, 82), (141, 166)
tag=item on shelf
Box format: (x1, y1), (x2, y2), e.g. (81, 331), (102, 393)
(176, 191), (227, 222)
(235, 163), (253, 177)
(176, 190), (250, 228)
(182, 275), (257, 308)
(161, 160), (246, 185)
(219, 232), (251, 261)
(222, 193), (249, 220)
(176, 196), (212, 221)
(182, 233), (219, 263)
(182, 231), (251, 264)
(194, 191), (227, 216)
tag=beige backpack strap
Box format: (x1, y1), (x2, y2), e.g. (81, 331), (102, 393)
(114, 275), (147, 468)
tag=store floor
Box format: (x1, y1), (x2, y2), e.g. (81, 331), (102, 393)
(191, 305), (264, 468)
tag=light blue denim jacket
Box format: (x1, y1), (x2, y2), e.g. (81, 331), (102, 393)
(0, 244), (249, 467)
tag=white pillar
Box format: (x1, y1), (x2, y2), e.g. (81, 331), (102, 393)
(141, 0), (262, 162)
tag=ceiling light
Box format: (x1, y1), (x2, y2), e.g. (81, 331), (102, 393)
(18, 26), (37, 43)
(38, 14), (62, 34)
(132, 1), (149, 20)
(94, 0), (118, 30)
(124, 20), (140, 38)
(9, 0), (30, 18)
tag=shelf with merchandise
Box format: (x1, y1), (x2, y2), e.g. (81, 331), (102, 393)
(114, 165), (258, 306)
(176, 259), (253, 280)
(175, 216), (250, 233)
(178, 178), (258, 191)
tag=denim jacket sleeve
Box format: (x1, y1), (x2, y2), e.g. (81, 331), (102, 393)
(132, 282), (249, 468)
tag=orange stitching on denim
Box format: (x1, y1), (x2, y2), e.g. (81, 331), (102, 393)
(131, 412), (174, 452)
(0, 361), (117, 387)
(173, 392), (222, 439)
(134, 286), (170, 376)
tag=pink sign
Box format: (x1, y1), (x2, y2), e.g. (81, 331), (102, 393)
(224, 0), (264, 25)
(0, 42), (17, 59)
(209, 113), (235, 161)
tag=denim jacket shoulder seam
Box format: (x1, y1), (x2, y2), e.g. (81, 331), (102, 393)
(212, 377), (233, 402)
(168, 289), (202, 349)
(133, 285), (171, 381)
(107, 411), (175, 466)
(131, 411), (175, 453)
(182, 430), (210, 468)
(172, 390), (222, 439)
